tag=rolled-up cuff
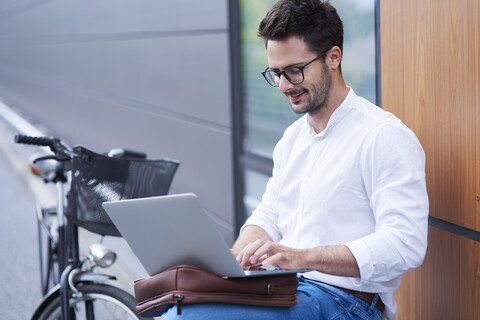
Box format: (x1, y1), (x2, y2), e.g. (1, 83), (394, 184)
(241, 215), (282, 242)
(343, 239), (374, 282)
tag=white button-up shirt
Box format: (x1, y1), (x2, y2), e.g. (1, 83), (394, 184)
(243, 89), (429, 319)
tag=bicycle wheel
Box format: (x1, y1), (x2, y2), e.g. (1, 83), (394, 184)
(34, 283), (152, 320)
(37, 207), (60, 295)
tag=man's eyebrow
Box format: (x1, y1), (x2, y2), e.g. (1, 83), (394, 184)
(286, 61), (306, 68)
(268, 61), (305, 71)
(267, 67), (280, 71)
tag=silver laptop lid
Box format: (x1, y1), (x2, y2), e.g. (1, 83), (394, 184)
(102, 193), (246, 277)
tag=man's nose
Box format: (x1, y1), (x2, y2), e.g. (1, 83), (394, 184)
(278, 74), (293, 92)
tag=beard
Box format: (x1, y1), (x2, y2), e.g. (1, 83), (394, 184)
(287, 62), (332, 115)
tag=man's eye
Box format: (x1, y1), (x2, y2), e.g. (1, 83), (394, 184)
(286, 68), (302, 76)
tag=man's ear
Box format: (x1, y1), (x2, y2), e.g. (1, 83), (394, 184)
(326, 46), (342, 70)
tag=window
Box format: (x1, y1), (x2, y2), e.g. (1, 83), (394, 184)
(232, 0), (380, 224)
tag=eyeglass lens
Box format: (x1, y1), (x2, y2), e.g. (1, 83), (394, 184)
(264, 67), (304, 87)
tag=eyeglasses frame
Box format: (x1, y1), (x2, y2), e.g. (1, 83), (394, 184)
(261, 54), (324, 87)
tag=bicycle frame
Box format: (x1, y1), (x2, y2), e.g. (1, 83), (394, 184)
(59, 221), (80, 319)
(48, 163), (83, 319)
(55, 179), (68, 278)
(56, 170), (118, 319)
(35, 179), (121, 320)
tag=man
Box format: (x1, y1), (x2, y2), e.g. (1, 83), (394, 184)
(162, 0), (428, 319)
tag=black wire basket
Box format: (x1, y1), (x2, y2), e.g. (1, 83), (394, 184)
(65, 146), (179, 237)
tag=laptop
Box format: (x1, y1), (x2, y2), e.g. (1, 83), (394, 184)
(102, 193), (307, 278)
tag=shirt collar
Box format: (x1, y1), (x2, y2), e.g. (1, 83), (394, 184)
(307, 87), (355, 138)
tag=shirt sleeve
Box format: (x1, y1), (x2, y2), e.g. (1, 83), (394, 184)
(344, 124), (429, 283)
(241, 138), (284, 242)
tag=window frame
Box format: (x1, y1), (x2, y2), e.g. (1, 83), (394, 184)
(228, 0), (382, 234)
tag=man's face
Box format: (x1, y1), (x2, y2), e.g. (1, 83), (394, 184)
(266, 37), (332, 115)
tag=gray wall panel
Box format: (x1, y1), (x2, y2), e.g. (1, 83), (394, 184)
(0, 0), (237, 244)
(0, 34), (231, 127)
(0, 65), (236, 244)
(0, 0), (227, 35)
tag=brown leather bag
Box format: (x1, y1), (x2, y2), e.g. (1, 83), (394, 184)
(133, 264), (299, 317)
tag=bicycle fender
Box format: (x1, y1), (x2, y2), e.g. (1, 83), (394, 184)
(30, 273), (117, 319)
(31, 284), (61, 320)
(74, 271), (116, 284)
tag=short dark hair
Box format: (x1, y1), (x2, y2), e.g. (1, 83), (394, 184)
(258, 0), (344, 61)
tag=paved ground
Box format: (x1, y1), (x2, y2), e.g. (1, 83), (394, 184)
(0, 133), (43, 319)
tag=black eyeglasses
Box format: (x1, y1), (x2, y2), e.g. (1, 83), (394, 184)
(261, 54), (323, 87)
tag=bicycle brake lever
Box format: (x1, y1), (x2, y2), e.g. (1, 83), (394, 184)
(33, 154), (70, 163)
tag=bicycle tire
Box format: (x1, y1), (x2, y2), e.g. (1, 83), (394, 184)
(34, 283), (152, 320)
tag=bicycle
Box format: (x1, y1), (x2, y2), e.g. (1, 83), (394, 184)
(14, 134), (179, 320)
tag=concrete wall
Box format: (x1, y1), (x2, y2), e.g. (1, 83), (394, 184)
(0, 0), (237, 244)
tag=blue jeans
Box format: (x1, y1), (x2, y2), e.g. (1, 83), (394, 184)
(161, 276), (384, 320)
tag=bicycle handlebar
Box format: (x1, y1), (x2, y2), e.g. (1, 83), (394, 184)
(15, 134), (148, 161)
(14, 134), (56, 148)
(14, 134), (72, 163)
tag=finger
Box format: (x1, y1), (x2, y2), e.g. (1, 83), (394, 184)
(249, 242), (277, 265)
(262, 253), (283, 269)
(262, 248), (302, 270)
(236, 240), (268, 267)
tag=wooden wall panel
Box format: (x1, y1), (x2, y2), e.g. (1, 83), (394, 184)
(395, 227), (480, 319)
(380, 0), (480, 231)
(381, 0), (480, 318)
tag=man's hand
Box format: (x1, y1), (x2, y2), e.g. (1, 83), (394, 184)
(236, 239), (308, 270)
(232, 225), (360, 277)
(231, 225), (272, 257)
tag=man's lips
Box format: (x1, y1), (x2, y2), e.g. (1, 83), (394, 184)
(285, 90), (306, 103)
